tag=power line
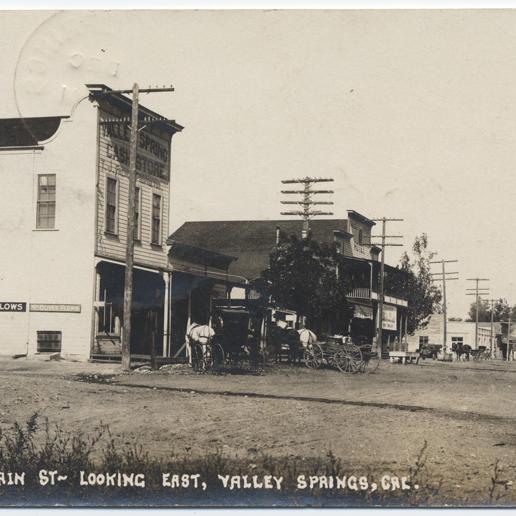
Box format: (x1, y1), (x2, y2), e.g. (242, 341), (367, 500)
(369, 217), (404, 357)
(430, 259), (459, 355)
(280, 177), (334, 238)
(466, 277), (490, 351)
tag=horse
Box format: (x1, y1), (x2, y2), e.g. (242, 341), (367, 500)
(185, 322), (215, 368)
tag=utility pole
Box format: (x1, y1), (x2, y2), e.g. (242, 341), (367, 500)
(430, 259), (459, 354)
(89, 84), (176, 371)
(280, 177), (334, 238)
(466, 278), (490, 350)
(369, 218), (404, 356)
(487, 298), (497, 358)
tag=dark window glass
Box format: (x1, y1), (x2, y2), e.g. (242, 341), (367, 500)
(106, 177), (117, 234)
(151, 194), (161, 244)
(37, 331), (62, 352)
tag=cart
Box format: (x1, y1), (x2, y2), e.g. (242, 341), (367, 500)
(303, 335), (379, 373)
(210, 303), (266, 373)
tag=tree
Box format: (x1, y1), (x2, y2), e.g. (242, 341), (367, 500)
(384, 233), (442, 334)
(467, 298), (512, 322)
(259, 234), (355, 334)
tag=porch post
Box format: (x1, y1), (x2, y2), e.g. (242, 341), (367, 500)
(162, 272), (170, 357)
(90, 266), (101, 356)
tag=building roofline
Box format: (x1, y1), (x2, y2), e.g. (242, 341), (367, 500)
(347, 210), (376, 227)
(86, 84), (184, 134)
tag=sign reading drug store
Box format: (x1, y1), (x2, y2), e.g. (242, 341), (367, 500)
(0, 302), (26, 312)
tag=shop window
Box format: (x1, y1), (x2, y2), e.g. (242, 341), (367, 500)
(36, 174), (56, 228)
(134, 187), (141, 241)
(151, 193), (161, 245)
(105, 177), (118, 234)
(419, 336), (429, 346)
(37, 331), (62, 353)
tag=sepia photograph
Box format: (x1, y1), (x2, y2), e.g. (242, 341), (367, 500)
(1, 6), (516, 508)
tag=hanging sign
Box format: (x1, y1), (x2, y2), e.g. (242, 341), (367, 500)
(30, 304), (81, 313)
(381, 304), (397, 331)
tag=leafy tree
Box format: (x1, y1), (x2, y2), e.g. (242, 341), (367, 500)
(384, 233), (442, 334)
(467, 298), (513, 322)
(259, 234), (355, 334)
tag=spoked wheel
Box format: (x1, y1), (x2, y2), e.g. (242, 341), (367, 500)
(335, 344), (363, 373)
(211, 343), (226, 371)
(191, 342), (205, 373)
(364, 346), (381, 374)
(304, 343), (324, 369)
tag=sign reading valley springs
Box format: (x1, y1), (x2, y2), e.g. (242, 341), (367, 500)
(0, 302), (26, 312)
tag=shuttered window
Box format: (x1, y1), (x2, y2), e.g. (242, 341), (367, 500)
(36, 174), (56, 228)
(151, 193), (161, 245)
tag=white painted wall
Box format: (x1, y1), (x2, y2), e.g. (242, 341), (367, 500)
(0, 99), (97, 358)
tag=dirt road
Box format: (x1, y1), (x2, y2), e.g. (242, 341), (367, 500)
(1, 356), (516, 505)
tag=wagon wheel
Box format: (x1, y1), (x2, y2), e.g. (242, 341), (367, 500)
(191, 342), (205, 372)
(335, 344), (362, 373)
(304, 343), (324, 369)
(210, 342), (225, 373)
(364, 345), (381, 374)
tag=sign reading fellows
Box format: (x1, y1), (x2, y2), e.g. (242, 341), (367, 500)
(0, 302), (26, 312)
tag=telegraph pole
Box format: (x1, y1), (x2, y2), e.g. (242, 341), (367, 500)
(487, 298), (496, 358)
(280, 177), (334, 238)
(466, 278), (490, 350)
(369, 218), (404, 356)
(89, 84), (176, 371)
(430, 259), (459, 354)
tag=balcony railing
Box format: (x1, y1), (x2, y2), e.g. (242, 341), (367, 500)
(347, 288), (408, 308)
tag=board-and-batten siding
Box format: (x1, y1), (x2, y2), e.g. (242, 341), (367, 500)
(96, 107), (171, 270)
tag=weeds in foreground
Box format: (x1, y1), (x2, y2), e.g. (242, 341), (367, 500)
(0, 414), (504, 506)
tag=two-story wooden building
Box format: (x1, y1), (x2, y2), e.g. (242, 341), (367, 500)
(169, 211), (409, 350)
(0, 84), (183, 359)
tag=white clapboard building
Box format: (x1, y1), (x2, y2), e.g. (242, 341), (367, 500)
(0, 84), (183, 359)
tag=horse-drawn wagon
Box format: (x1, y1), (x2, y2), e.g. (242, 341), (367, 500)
(303, 335), (380, 373)
(188, 299), (266, 373)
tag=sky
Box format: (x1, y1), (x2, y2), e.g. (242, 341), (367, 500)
(1, 8), (515, 319)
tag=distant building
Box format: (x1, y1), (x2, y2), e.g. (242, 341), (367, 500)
(408, 314), (500, 352)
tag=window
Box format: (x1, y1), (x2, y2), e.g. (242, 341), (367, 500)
(134, 187), (141, 241)
(419, 336), (429, 346)
(358, 229), (363, 245)
(36, 174), (56, 228)
(105, 177), (118, 234)
(151, 193), (161, 245)
(37, 331), (62, 352)
(452, 337), (464, 345)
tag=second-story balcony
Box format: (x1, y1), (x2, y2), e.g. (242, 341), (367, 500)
(347, 287), (408, 308)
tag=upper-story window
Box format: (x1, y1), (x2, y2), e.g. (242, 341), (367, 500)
(105, 177), (118, 235)
(134, 187), (141, 241)
(151, 193), (161, 245)
(358, 229), (363, 245)
(36, 174), (56, 229)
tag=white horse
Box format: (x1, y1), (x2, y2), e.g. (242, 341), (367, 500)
(185, 322), (215, 365)
(298, 328), (317, 349)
